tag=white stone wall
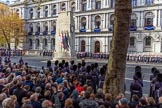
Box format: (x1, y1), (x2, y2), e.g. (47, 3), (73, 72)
(9, 0), (162, 53)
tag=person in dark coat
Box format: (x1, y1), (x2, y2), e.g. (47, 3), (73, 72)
(13, 82), (27, 106)
(130, 76), (142, 98)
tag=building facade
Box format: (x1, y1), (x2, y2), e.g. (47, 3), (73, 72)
(9, 0), (162, 54)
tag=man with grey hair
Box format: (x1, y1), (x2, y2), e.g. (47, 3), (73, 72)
(29, 93), (42, 108)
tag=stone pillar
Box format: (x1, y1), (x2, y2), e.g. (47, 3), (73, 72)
(88, 15), (91, 30)
(49, 4), (51, 17)
(158, 10), (161, 27)
(48, 21), (50, 35)
(154, 10), (158, 27)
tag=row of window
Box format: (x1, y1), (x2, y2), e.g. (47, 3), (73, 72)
(80, 36), (153, 53)
(28, 38), (55, 49)
(80, 12), (155, 32)
(28, 21), (56, 35)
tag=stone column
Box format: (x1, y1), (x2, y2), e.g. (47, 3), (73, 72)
(48, 21), (50, 35)
(158, 10), (161, 27)
(88, 15), (91, 30)
(140, 11), (145, 28)
(154, 10), (158, 27)
(49, 4), (51, 17)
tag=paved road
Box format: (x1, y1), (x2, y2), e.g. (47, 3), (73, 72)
(4, 56), (162, 96)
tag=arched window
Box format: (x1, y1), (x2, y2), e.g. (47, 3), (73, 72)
(43, 39), (48, 47)
(96, 0), (101, 9)
(95, 16), (101, 29)
(29, 39), (32, 48)
(51, 38), (55, 46)
(52, 5), (57, 16)
(145, 36), (152, 47)
(52, 21), (56, 32)
(82, 0), (87, 11)
(37, 8), (40, 18)
(145, 0), (153, 5)
(132, 0), (137, 7)
(145, 12), (154, 26)
(95, 41), (100, 53)
(36, 39), (40, 48)
(81, 17), (86, 29)
(71, 2), (75, 12)
(81, 40), (85, 52)
(131, 14), (137, 27)
(30, 8), (33, 19)
(61, 3), (66, 11)
(45, 6), (48, 17)
(130, 37), (135, 46)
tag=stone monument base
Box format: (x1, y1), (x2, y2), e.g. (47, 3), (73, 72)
(53, 52), (76, 62)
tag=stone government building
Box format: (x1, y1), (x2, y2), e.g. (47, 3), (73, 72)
(9, 0), (162, 54)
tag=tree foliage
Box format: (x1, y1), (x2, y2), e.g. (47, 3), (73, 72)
(0, 3), (25, 50)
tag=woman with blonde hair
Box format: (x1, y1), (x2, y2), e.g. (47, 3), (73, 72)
(2, 98), (15, 108)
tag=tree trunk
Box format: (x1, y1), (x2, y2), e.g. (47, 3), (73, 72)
(103, 0), (132, 99)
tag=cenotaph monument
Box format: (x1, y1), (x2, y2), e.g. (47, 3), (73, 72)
(53, 11), (76, 61)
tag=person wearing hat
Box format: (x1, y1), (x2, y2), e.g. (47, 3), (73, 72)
(116, 98), (129, 108)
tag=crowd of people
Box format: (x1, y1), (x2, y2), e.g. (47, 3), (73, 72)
(0, 56), (161, 108)
(76, 52), (162, 64)
(0, 49), (24, 56)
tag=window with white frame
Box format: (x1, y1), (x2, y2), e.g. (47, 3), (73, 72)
(131, 14), (137, 27)
(52, 21), (56, 31)
(37, 23), (40, 32)
(130, 37), (135, 46)
(145, 0), (153, 5)
(61, 3), (66, 11)
(45, 6), (48, 17)
(81, 40), (86, 52)
(132, 0), (137, 7)
(44, 22), (48, 32)
(82, 0), (87, 11)
(71, 2), (75, 12)
(145, 36), (152, 47)
(110, 0), (115, 8)
(95, 16), (101, 29)
(110, 14), (114, 28)
(145, 12), (154, 26)
(30, 8), (33, 19)
(37, 8), (40, 18)
(52, 5), (57, 15)
(29, 23), (33, 32)
(96, 0), (101, 9)
(81, 17), (86, 29)
(44, 39), (48, 47)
